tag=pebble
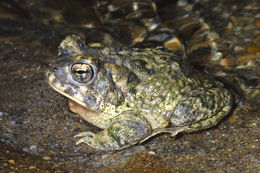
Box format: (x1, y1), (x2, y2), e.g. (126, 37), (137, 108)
(147, 151), (156, 155)
(29, 145), (37, 151)
(29, 165), (36, 170)
(42, 156), (51, 161)
(8, 159), (15, 164)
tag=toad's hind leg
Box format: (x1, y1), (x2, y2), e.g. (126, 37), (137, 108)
(170, 87), (232, 134)
(141, 88), (232, 143)
(75, 112), (152, 151)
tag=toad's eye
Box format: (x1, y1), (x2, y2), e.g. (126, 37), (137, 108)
(71, 63), (94, 83)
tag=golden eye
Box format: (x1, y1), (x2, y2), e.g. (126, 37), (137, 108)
(71, 63), (94, 83)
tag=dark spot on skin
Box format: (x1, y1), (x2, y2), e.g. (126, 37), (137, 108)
(84, 46), (101, 58)
(129, 88), (136, 95)
(146, 69), (154, 75)
(114, 47), (122, 52)
(170, 56), (179, 62)
(125, 120), (150, 138)
(137, 59), (147, 66)
(179, 63), (193, 78)
(200, 93), (216, 110)
(103, 57), (116, 64)
(52, 66), (58, 72)
(130, 59), (147, 71)
(134, 48), (144, 52)
(158, 47), (171, 52)
(76, 39), (84, 51)
(160, 56), (167, 61)
(171, 74), (179, 80)
(64, 87), (77, 96)
(94, 46), (105, 50)
(116, 90), (125, 106)
(105, 70), (116, 91)
(127, 72), (140, 86)
(59, 48), (70, 58)
(84, 95), (97, 108)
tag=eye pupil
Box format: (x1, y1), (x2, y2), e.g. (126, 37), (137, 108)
(76, 70), (87, 74)
(71, 63), (94, 83)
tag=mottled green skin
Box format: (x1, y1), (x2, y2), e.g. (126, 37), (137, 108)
(46, 35), (232, 150)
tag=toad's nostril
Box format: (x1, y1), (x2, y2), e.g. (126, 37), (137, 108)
(49, 63), (58, 72)
(53, 66), (58, 72)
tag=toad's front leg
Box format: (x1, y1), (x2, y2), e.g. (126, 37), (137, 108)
(75, 112), (152, 151)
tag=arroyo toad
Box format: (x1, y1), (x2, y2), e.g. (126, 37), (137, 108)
(46, 35), (232, 150)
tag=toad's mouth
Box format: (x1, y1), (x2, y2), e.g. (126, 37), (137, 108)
(47, 78), (99, 117)
(46, 71), (88, 109)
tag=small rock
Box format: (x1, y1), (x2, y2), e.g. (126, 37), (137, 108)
(10, 120), (16, 126)
(30, 145), (37, 150)
(8, 159), (15, 164)
(29, 165), (36, 170)
(42, 156), (51, 161)
(147, 150), (156, 155)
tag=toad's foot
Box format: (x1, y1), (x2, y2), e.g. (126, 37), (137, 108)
(75, 132), (95, 145)
(74, 112), (152, 151)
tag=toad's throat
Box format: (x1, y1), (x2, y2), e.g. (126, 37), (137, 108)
(68, 99), (98, 118)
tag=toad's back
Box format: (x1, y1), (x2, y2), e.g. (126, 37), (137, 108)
(79, 43), (232, 131)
